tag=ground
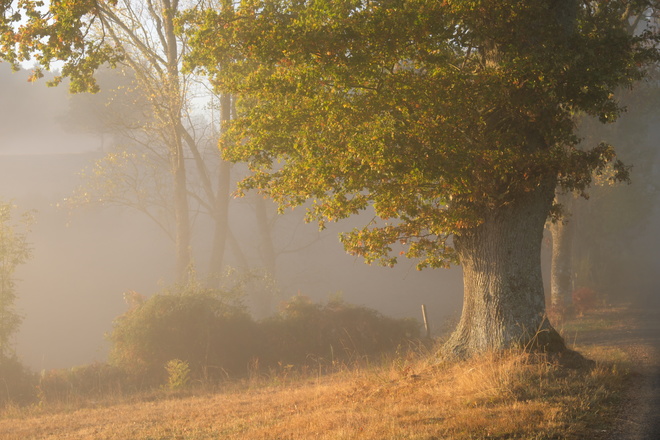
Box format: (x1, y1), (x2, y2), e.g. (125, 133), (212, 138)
(1, 300), (659, 439)
(570, 300), (660, 440)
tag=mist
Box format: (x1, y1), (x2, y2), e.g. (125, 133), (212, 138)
(2, 60), (659, 374)
(0, 65), (465, 371)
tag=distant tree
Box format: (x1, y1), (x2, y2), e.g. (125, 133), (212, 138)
(0, 202), (32, 358)
(548, 191), (576, 312)
(60, 65), (200, 247)
(11, 0), (220, 282)
(571, 80), (660, 300)
(548, 89), (660, 312)
(185, 0), (659, 357)
(60, 64), (321, 315)
(56, 66), (153, 147)
(548, 7), (660, 311)
(1, 1), (330, 318)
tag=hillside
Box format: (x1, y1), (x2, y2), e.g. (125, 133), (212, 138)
(3, 305), (654, 440)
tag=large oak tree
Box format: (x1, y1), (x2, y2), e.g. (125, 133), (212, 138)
(548, 4), (660, 313)
(185, 0), (659, 357)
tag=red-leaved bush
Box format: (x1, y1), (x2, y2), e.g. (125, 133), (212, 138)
(572, 287), (600, 316)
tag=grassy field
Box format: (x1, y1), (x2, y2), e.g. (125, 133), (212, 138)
(0, 314), (632, 439)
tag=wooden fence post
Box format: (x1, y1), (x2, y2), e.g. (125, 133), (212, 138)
(421, 304), (431, 339)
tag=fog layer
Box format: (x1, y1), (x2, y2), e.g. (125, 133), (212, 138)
(1, 63), (659, 371)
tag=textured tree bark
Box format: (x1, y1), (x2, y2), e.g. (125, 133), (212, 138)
(444, 180), (567, 358)
(442, 0), (582, 357)
(549, 193), (574, 309)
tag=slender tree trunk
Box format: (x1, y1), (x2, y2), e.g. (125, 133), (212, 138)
(254, 195), (277, 277)
(208, 94), (233, 286)
(207, 157), (232, 284)
(164, 0), (192, 282)
(253, 194), (277, 317)
(444, 180), (567, 358)
(172, 138), (192, 281)
(549, 193), (574, 310)
(227, 228), (249, 268)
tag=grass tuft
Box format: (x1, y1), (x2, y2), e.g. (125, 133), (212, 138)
(0, 344), (629, 440)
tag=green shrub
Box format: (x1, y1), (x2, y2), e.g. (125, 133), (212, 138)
(108, 285), (257, 385)
(108, 281), (421, 388)
(37, 362), (129, 404)
(258, 296), (421, 367)
(165, 359), (191, 391)
(0, 355), (37, 406)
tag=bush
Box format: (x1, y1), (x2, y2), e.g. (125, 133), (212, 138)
(572, 287), (600, 316)
(164, 359), (191, 391)
(258, 296), (421, 367)
(108, 283), (421, 388)
(37, 362), (128, 404)
(0, 355), (37, 406)
(108, 286), (257, 385)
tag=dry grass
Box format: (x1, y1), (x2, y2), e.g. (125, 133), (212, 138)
(558, 311), (626, 338)
(0, 345), (627, 440)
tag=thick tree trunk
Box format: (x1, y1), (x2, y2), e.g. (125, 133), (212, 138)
(444, 181), (567, 358)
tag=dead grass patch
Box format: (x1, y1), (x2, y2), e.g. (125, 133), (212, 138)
(0, 347), (627, 440)
(0, 305), (636, 439)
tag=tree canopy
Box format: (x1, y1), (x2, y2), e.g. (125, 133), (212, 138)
(185, 0), (658, 270)
(3, 0), (659, 356)
(5, 1), (656, 273)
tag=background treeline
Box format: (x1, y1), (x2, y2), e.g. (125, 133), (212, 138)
(1, 284), (420, 406)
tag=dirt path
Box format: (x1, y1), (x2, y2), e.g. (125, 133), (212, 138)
(572, 304), (660, 440)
